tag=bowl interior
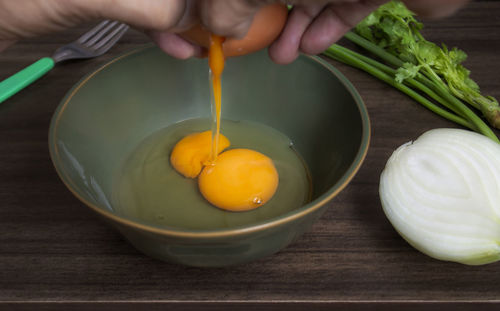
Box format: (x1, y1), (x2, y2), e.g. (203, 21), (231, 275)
(49, 46), (369, 231)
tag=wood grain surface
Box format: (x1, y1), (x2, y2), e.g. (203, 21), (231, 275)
(1, 2), (500, 310)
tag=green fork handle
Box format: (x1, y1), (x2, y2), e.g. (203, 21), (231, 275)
(0, 57), (55, 104)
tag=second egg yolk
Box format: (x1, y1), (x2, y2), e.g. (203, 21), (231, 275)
(198, 148), (279, 212)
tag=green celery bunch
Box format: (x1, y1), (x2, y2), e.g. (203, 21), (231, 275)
(323, 0), (500, 142)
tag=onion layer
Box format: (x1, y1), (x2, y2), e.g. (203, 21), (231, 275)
(380, 128), (500, 265)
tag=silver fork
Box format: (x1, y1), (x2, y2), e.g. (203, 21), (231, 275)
(0, 20), (129, 104)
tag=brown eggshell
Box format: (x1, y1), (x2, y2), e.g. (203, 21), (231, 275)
(180, 3), (288, 57)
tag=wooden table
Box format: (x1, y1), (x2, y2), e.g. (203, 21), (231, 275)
(1, 2), (499, 310)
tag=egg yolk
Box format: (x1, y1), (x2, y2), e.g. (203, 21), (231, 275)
(198, 149), (279, 212)
(170, 130), (230, 178)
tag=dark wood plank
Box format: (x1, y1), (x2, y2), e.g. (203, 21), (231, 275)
(1, 2), (500, 309)
(3, 302), (500, 311)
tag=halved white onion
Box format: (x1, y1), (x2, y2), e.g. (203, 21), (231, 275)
(379, 128), (500, 265)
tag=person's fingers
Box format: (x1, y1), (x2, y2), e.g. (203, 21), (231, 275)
(403, 0), (470, 19)
(300, 0), (386, 55)
(268, 4), (325, 64)
(83, 0), (188, 30)
(0, 0), (191, 40)
(149, 31), (206, 59)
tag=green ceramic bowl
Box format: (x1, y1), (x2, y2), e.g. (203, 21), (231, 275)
(49, 45), (370, 267)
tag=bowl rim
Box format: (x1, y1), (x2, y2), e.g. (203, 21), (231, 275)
(48, 44), (371, 239)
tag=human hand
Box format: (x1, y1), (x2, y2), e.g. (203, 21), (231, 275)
(151, 0), (470, 64)
(0, 0), (469, 64)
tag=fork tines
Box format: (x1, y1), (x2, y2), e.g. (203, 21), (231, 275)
(78, 20), (129, 52)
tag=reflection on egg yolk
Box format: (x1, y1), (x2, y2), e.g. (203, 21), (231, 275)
(170, 130), (230, 178)
(198, 149), (279, 212)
